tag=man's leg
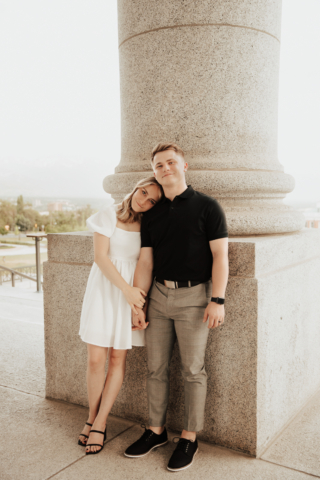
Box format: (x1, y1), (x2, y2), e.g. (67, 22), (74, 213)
(145, 309), (175, 433)
(124, 281), (175, 457)
(166, 283), (210, 471)
(174, 305), (209, 435)
(146, 283), (176, 431)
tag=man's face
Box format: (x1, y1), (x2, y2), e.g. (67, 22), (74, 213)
(152, 150), (188, 187)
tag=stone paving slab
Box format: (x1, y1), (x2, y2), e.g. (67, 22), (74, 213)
(0, 286), (318, 480)
(0, 387), (134, 480)
(53, 425), (313, 480)
(0, 284), (44, 300)
(0, 294), (43, 325)
(0, 318), (45, 396)
(261, 389), (320, 477)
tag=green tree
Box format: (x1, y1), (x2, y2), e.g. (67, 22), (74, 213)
(16, 214), (33, 232)
(17, 195), (24, 214)
(0, 198), (96, 234)
(76, 205), (94, 227)
(0, 200), (17, 230)
(23, 207), (40, 229)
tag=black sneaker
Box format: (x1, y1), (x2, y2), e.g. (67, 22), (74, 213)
(167, 438), (198, 472)
(124, 425), (168, 458)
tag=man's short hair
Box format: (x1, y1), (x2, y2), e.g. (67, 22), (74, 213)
(151, 142), (185, 164)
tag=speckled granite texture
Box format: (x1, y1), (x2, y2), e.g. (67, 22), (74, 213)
(103, 0), (304, 235)
(44, 229), (320, 456)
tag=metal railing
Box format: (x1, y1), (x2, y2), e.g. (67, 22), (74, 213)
(0, 264), (39, 287)
(0, 232), (46, 292)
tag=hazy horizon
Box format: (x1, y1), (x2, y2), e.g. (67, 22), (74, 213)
(1, 0), (319, 202)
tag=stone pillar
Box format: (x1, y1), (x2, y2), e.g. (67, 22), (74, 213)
(104, 0), (304, 235)
(44, 229), (320, 456)
(43, 0), (320, 458)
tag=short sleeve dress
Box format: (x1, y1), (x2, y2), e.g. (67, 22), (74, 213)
(79, 198), (145, 349)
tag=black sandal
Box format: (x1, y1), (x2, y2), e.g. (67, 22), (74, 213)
(78, 422), (93, 446)
(85, 428), (107, 455)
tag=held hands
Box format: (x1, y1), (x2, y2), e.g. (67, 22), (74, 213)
(132, 308), (149, 331)
(123, 286), (146, 314)
(203, 302), (225, 329)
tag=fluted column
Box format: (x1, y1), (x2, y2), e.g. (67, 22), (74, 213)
(104, 0), (304, 235)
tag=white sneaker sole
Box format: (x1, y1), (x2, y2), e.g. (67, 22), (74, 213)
(124, 440), (169, 458)
(167, 447), (199, 472)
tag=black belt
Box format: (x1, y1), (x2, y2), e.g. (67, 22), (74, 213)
(156, 279), (202, 289)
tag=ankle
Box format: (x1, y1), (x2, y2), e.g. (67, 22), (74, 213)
(180, 430), (196, 442)
(149, 426), (165, 435)
(93, 414), (107, 429)
(87, 414), (97, 425)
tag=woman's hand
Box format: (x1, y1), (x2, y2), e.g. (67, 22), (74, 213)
(123, 286), (146, 313)
(132, 309), (149, 330)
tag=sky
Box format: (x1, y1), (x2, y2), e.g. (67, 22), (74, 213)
(0, 0), (319, 203)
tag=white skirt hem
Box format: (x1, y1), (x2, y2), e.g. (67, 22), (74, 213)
(79, 334), (144, 349)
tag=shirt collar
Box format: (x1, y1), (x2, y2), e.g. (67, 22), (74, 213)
(177, 185), (194, 199)
(163, 185), (194, 203)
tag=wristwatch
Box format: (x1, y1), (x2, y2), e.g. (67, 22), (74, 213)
(211, 297), (225, 305)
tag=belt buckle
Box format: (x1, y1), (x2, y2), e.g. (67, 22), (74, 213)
(164, 280), (176, 289)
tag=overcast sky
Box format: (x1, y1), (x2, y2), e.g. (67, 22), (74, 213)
(0, 0), (319, 203)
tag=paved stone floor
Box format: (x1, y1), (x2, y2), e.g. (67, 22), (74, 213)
(1, 285), (319, 480)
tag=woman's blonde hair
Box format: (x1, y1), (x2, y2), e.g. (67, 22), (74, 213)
(116, 177), (163, 224)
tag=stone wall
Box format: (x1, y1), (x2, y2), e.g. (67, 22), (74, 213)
(44, 228), (320, 455)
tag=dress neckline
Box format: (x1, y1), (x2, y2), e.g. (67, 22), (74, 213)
(115, 226), (140, 234)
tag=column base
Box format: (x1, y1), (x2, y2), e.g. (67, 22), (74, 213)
(103, 170), (305, 235)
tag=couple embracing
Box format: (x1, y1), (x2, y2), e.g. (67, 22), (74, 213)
(78, 142), (229, 472)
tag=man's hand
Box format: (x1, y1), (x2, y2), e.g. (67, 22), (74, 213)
(203, 302), (225, 329)
(132, 308), (149, 331)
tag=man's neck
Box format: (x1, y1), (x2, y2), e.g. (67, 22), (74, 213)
(163, 182), (188, 201)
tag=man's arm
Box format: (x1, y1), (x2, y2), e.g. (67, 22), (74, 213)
(132, 247), (154, 330)
(203, 237), (229, 329)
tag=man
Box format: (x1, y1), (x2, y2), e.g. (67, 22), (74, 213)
(124, 143), (229, 472)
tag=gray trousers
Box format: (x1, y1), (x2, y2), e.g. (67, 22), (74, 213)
(145, 279), (212, 432)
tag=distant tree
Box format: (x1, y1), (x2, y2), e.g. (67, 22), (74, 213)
(22, 207), (41, 229)
(43, 205), (95, 233)
(0, 198), (97, 234)
(76, 205), (94, 228)
(0, 200), (17, 230)
(16, 195), (24, 214)
(16, 214), (33, 232)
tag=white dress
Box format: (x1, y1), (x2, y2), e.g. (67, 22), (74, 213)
(79, 198), (145, 349)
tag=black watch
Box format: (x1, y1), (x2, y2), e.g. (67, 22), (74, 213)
(211, 297), (225, 305)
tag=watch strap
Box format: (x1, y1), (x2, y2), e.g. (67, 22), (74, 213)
(211, 297), (225, 305)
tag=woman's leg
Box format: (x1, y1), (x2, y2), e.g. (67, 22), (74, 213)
(86, 348), (128, 453)
(79, 344), (108, 444)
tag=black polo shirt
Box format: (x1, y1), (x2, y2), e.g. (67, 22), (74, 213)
(141, 186), (228, 282)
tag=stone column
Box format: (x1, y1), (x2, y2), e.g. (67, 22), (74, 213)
(43, 0), (320, 458)
(104, 0), (304, 235)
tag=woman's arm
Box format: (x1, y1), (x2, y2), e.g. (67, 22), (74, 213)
(93, 232), (146, 312)
(132, 247), (154, 330)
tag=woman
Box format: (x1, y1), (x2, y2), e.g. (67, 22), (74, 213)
(78, 177), (163, 455)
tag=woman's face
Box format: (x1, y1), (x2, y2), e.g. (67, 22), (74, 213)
(131, 184), (161, 213)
